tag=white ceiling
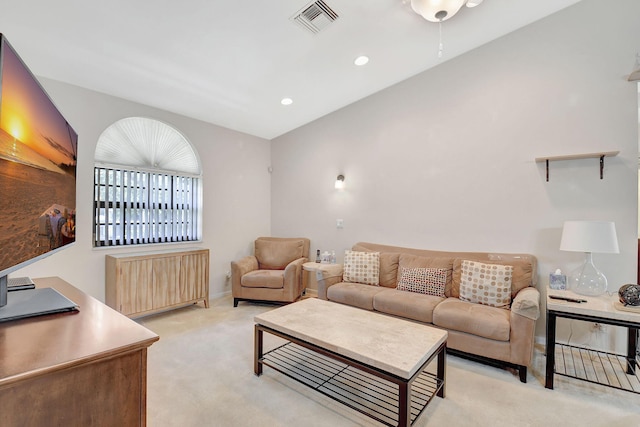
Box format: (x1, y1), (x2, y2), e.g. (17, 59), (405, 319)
(1, 0), (582, 140)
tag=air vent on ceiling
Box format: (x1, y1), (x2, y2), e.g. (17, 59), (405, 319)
(291, 0), (339, 34)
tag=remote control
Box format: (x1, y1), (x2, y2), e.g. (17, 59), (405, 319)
(549, 295), (587, 303)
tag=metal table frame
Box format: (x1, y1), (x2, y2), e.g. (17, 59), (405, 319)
(255, 324), (446, 427)
(545, 308), (639, 392)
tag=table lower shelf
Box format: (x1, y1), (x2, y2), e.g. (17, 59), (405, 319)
(261, 342), (443, 426)
(554, 343), (640, 393)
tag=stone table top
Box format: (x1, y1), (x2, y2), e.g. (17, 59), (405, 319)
(547, 289), (640, 324)
(255, 298), (447, 379)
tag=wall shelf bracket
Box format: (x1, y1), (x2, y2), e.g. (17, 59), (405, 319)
(535, 151), (619, 182)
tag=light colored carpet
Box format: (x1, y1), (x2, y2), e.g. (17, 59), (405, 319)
(138, 296), (640, 426)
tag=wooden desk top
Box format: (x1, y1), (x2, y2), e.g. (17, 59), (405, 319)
(0, 277), (159, 387)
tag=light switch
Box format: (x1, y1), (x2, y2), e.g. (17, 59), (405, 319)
(336, 219), (344, 229)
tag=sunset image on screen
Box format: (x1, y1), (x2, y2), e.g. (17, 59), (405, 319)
(0, 40), (77, 174)
(0, 37), (77, 273)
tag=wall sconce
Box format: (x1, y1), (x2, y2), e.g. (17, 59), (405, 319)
(335, 174), (345, 189)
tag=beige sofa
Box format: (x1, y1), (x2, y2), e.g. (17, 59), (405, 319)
(318, 242), (540, 382)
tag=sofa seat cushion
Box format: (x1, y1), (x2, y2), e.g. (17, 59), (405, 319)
(241, 270), (284, 289)
(373, 289), (444, 324)
(433, 298), (510, 341)
(327, 282), (387, 310)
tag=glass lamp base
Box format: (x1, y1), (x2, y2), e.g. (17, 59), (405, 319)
(568, 255), (608, 296)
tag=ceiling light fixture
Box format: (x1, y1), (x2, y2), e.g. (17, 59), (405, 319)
(281, 98), (293, 106)
(411, 0), (483, 22)
(410, 0), (484, 57)
(354, 55), (369, 66)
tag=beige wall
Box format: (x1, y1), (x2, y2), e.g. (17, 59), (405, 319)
(14, 79), (272, 300)
(271, 0), (640, 347)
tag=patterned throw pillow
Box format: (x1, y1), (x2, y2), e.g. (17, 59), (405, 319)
(459, 260), (513, 309)
(397, 267), (447, 297)
(343, 250), (380, 286)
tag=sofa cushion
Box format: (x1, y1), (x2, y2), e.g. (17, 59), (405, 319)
(379, 252), (400, 288)
(327, 282), (386, 310)
(397, 267), (447, 297)
(396, 254), (454, 296)
(373, 289), (443, 323)
(452, 257), (533, 298)
(241, 270), (284, 289)
(459, 260), (513, 309)
(255, 239), (304, 270)
(344, 250), (380, 285)
(433, 298), (511, 341)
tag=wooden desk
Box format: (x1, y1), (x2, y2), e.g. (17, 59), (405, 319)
(0, 277), (159, 426)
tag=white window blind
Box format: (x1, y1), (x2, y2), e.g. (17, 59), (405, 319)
(94, 167), (199, 246)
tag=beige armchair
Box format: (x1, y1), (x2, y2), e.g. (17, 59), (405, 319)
(232, 237), (310, 307)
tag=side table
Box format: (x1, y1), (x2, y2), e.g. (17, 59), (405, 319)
(545, 290), (640, 393)
(302, 262), (343, 298)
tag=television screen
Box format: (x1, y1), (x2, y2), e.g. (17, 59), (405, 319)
(0, 34), (78, 299)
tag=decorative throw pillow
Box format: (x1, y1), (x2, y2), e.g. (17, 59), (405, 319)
(397, 267), (447, 297)
(459, 260), (513, 309)
(343, 250), (380, 286)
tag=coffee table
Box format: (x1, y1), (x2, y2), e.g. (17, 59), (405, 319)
(254, 298), (447, 426)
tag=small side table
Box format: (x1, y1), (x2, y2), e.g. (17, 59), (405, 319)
(302, 262), (343, 298)
(545, 290), (640, 393)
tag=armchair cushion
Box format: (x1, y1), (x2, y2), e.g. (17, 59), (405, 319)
(241, 270), (284, 289)
(255, 239), (305, 270)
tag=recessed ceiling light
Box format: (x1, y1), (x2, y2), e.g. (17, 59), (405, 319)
(354, 55), (369, 66)
(281, 97), (293, 106)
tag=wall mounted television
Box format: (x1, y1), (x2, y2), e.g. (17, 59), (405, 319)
(0, 33), (78, 308)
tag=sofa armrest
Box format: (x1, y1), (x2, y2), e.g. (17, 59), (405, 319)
(511, 287), (540, 320)
(283, 257), (308, 299)
(508, 287), (540, 368)
(231, 256), (259, 294)
(316, 264), (344, 300)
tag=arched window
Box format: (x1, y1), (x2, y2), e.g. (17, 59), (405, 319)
(93, 117), (202, 247)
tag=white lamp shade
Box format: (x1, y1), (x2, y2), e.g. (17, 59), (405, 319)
(411, 0), (466, 22)
(560, 221), (619, 254)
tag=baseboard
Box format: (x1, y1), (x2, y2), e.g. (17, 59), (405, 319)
(303, 288), (318, 298)
(210, 290), (232, 300)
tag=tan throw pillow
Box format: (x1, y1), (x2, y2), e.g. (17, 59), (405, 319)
(397, 267), (447, 297)
(459, 260), (513, 309)
(343, 250), (380, 285)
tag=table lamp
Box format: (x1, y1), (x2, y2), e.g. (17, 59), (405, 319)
(560, 221), (619, 296)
